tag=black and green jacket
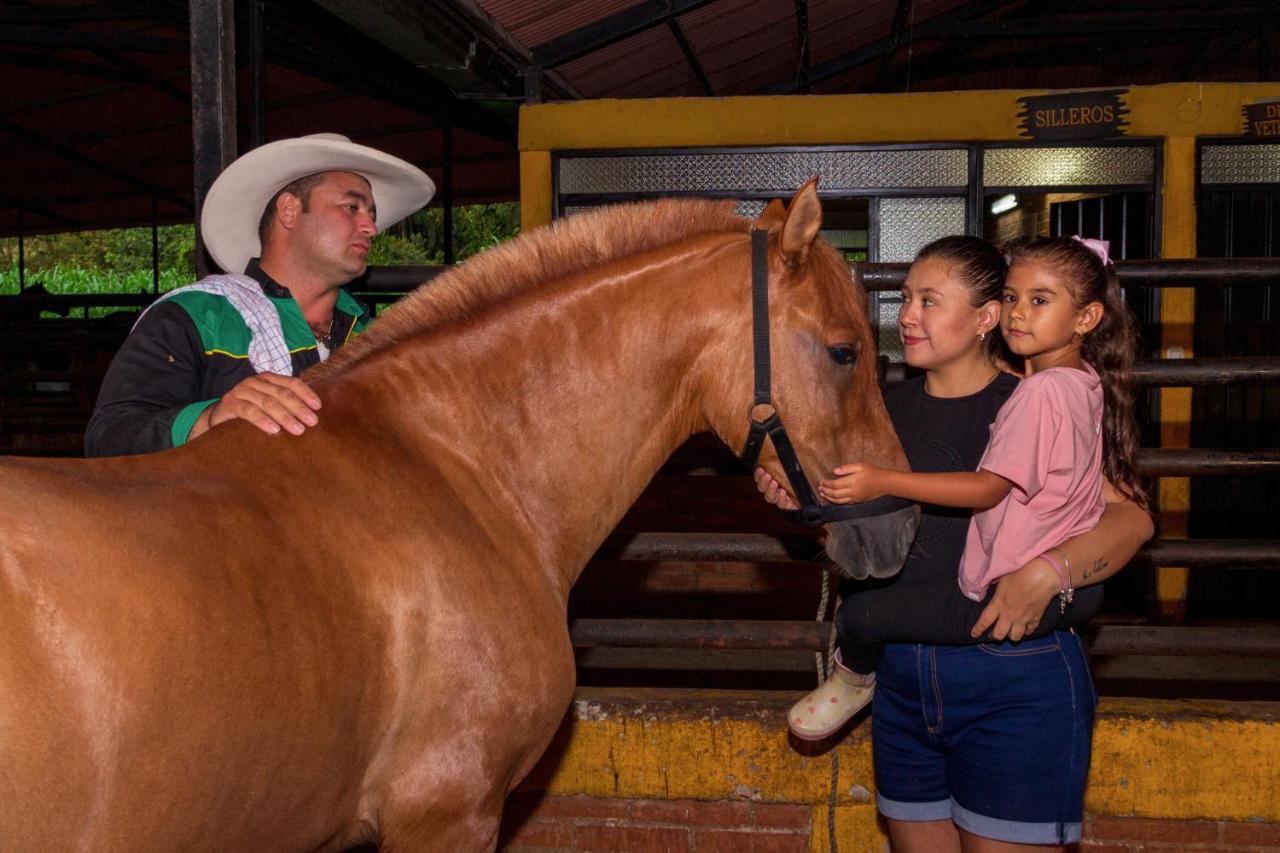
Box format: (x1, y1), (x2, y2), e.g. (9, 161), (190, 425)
(85, 260), (370, 458)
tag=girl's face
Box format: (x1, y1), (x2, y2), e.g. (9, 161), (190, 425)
(898, 257), (997, 372)
(1001, 259), (1101, 368)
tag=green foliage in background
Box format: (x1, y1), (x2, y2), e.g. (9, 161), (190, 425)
(0, 202), (521, 295)
(0, 224), (197, 296)
(367, 203), (520, 265)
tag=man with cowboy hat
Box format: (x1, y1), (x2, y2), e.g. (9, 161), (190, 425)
(85, 133), (435, 457)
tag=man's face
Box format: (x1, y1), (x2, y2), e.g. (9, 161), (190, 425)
(292, 171), (378, 285)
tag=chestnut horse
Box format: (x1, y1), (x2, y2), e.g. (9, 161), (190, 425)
(0, 182), (913, 851)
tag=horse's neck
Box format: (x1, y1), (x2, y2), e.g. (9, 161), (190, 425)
(374, 234), (741, 597)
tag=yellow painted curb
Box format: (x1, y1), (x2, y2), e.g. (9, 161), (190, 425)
(519, 690), (1280, 825)
(1089, 699), (1280, 821)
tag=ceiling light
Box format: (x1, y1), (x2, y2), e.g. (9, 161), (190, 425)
(989, 194), (1018, 215)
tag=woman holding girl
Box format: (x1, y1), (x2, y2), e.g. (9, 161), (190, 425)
(758, 235), (1154, 852)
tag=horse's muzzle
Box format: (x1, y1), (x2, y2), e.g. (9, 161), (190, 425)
(825, 505), (920, 580)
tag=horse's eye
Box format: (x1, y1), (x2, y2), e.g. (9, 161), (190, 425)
(828, 343), (860, 366)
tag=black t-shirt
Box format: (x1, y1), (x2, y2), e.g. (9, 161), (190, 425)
(837, 372), (1103, 645)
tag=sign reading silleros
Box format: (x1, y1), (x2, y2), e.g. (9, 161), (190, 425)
(1017, 89), (1130, 141)
(1243, 101), (1280, 138)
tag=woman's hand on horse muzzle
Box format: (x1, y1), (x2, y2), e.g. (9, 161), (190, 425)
(753, 467), (800, 510)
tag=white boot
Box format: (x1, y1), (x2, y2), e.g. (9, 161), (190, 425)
(788, 655), (875, 741)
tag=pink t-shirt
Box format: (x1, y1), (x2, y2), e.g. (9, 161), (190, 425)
(958, 365), (1106, 601)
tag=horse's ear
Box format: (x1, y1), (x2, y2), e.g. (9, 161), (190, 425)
(780, 177), (822, 267)
(755, 199), (787, 233)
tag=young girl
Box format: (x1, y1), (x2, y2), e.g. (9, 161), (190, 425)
(820, 236), (1148, 607)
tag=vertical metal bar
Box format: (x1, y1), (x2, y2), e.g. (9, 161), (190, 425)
(443, 99), (454, 265)
(967, 145), (982, 237)
(870, 289), (881, 351)
(189, 0), (238, 278)
(248, 0), (265, 149)
(1267, 186), (1275, 258)
(1152, 141), (1165, 258)
(523, 66), (543, 105)
(868, 197), (881, 263)
(1121, 193), (1129, 261)
(151, 195), (160, 293)
(17, 208), (25, 293)
(1227, 189), (1236, 258)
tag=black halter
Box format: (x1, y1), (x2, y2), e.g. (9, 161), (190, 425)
(739, 229), (913, 527)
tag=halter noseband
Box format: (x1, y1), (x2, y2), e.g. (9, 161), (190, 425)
(739, 229), (913, 527)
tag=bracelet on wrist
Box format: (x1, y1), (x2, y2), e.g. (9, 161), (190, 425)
(1039, 549), (1075, 614)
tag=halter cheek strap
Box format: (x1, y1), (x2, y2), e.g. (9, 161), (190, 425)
(739, 229), (913, 527)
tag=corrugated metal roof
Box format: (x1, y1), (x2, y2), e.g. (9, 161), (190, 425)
(482, 0), (642, 52)
(1, 0), (1272, 236)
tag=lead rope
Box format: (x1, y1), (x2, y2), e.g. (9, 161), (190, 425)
(814, 562), (841, 853)
(814, 564), (833, 682)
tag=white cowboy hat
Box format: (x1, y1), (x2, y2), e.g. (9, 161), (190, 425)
(200, 132), (436, 274)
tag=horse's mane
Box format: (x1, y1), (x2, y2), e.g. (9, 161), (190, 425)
(313, 198), (751, 379)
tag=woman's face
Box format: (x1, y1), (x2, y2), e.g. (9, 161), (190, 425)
(898, 257), (994, 372)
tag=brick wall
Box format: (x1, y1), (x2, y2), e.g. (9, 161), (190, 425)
(498, 796), (1280, 852)
(1083, 816), (1280, 852)
(500, 794), (811, 852)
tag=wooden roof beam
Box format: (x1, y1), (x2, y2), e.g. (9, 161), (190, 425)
(0, 118), (189, 210)
(666, 16), (712, 95)
(532, 0), (718, 68)
(793, 0), (810, 94)
(263, 4), (515, 144)
(0, 194), (77, 229)
(437, 0), (581, 100)
(875, 0), (914, 90)
(759, 0), (1025, 94)
(951, 10), (1258, 36)
(0, 24), (188, 54)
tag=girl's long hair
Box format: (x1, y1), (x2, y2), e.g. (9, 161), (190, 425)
(1005, 237), (1151, 510)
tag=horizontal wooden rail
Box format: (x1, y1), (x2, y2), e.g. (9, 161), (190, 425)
(1131, 357), (1280, 386)
(597, 532), (821, 562)
(1137, 539), (1280, 567)
(855, 258), (1280, 291)
(596, 532), (1280, 567)
(881, 357), (1280, 386)
(1135, 448), (1280, 476)
(359, 265), (449, 290)
(655, 441), (1280, 477)
(568, 619), (1280, 658)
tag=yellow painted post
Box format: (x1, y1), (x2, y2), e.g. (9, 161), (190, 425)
(1157, 135), (1197, 622)
(519, 150), (553, 233)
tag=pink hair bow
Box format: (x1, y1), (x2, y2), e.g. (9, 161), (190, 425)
(1071, 234), (1111, 266)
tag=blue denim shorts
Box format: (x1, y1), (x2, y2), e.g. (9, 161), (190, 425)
(872, 631), (1097, 845)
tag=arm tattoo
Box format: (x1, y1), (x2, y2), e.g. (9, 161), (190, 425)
(1083, 557), (1108, 581)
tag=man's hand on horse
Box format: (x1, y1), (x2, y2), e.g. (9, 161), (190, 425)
(753, 467), (800, 511)
(189, 373), (322, 440)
